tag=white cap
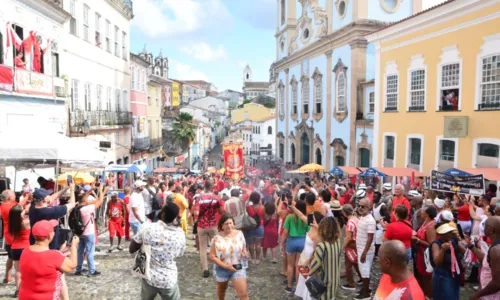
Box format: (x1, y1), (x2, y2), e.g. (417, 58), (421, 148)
(383, 183), (392, 190)
(134, 180), (146, 188)
(434, 197), (446, 209)
(356, 189), (366, 198)
(440, 210), (454, 222)
(358, 184), (367, 190)
(408, 190), (421, 197)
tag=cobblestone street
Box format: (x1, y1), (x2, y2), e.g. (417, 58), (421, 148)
(0, 232), (478, 299)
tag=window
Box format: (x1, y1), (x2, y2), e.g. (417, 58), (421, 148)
(131, 66), (135, 90)
(302, 79), (309, 115)
(440, 140), (455, 161)
(148, 87), (151, 105)
(95, 13), (101, 46)
(84, 83), (91, 111)
(280, 0), (285, 25)
(268, 126), (272, 135)
(71, 79), (79, 111)
(106, 87), (112, 111)
(337, 0), (346, 18)
(114, 26), (119, 57)
(409, 70), (426, 111)
(122, 31), (127, 60)
(51, 52), (59, 77)
(385, 136), (395, 160)
(335, 156), (345, 167)
(409, 138), (422, 166)
(368, 92), (375, 114)
(83, 5), (89, 41)
(336, 72), (346, 112)
(123, 90), (128, 111)
(142, 70), (145, 91)
(314, 75), (322, 114)
(479, 143), (500, 157)
(96, 85), (102, 110)
(115, 89), (121, 111)
(70, 0), (77, 36)
(479, 55), (500, 110)
(156, 88), (159, 106)
(359, 149), (370, 168)
(105, 20), (111, 52)
(439, 63), (460, 111)
(385, 74), (398, 111)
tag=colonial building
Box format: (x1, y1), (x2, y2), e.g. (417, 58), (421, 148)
(274, 0), (422, 168)
(0, 0), (69, 134)
(129, 53), (149, 163)
(243, 64), (269, 98)
(64, 0), (133, 164)
(367, 0), (500, 174)
(182, 82), (206, 104)
(217, 89), (244, 108)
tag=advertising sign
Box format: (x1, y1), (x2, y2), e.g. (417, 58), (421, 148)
(223, 142), (244, 181)
(430, 170), (485, 195)
(15, 69), (54, 97)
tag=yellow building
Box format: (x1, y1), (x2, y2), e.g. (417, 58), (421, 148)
(231, 102), (276, 124)
(146, 75), (167, 166)
(172, 81), (180, 107)
(367, 0), (500, 174)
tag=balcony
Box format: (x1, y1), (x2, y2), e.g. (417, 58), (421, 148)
(131, 137), (151, 152)
(69, 110), (132, 134)
(149, 138), (163, 152)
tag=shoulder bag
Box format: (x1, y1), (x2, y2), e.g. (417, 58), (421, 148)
(240, 206), (257, 230)
(131, 229), (152, 281)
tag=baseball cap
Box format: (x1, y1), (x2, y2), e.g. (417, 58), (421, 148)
(356, 189), (366, 198)
(358, 184), (367, 190)
(436, 223), (457, 235)
(441, 210), (454, 222)
(33, 188), (53, 202)
(408, 190), (421, 197)
(383, 183), (392, 190)
(83, 185), (92, 192)
(32, 219), (58, 237)
(134, 180), (146, 188)
(111, 191), (118, 196)
(434, 197), (446, 209)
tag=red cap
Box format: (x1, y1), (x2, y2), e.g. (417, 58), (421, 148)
(32, 220), (58, 237)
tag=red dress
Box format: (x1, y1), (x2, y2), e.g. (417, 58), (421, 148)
(261, 216), (279, 249)
(416, 220), (436, 276)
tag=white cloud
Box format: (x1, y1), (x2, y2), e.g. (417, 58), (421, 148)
(131, 0), (233, 38)
(180, 42), (228, 62)
(170, 60), (209, 81)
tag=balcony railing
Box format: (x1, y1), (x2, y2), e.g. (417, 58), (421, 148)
(478, 102), (500, 111)
(384, 106), (398, 112)
(69, 110), (132, 133)
(149, 138), (162, 152)
(408, 105), (425, 112)
(131, 137), (151, 152)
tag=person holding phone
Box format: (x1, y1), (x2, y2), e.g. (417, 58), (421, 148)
(209, 213), (249, 300)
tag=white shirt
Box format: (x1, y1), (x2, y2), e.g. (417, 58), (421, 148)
(356, 214), (376, 255)
(129, 191), (146, 223)
(141, 186), (157, 215)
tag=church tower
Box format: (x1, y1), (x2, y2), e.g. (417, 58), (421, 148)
(243, 64), (252, 83)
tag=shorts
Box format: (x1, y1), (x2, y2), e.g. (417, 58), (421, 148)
(5, 244), (12, 259)
(213, 265), (246, 283)
(286, 236), (305, 254)
(357, 252), (374, 278)
(108, 220), (124, 238)
(130, 222), (141, 236)
(244, 226), (264, 240)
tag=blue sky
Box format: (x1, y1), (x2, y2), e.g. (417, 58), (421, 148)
(130, 0), (444, 92)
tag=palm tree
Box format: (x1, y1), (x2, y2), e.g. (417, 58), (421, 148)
(172, 112), (196, 167)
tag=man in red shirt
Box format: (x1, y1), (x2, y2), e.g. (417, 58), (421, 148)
(37, 176), (55, 192)
(344, 183), (354, 206)
(107, 192), (126, 252)
(390, 184), (411, 223)
(366, 185), (374, 203)
(1, 190), (17, 283)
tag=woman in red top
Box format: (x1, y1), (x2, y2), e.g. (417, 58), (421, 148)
(123, 187), (131, 240)
(19, 220), (79, 300)
(454, 194), (472, 236)
(382, 205), (414, 264)
(261, 201), (279, 263)
(8, 205), (30, 297)
(245, 192), (265, 264)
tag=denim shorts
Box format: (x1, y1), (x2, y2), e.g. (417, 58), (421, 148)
(244, 226), (264, 239)
(213, 265), (247, 282)
(286, 236), (305, 254)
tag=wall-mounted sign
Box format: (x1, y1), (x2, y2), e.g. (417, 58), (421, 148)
(15, 69), (54, 97)
(444, 116), (468, 138)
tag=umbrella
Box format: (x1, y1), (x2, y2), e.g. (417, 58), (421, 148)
(358, 167), (386, 177)
(329, 167), (344, 176)
(57, 172), (96, 185)
(287, 169), (307, 174)
(443, 168), (472, 176)
(299, 163), (326, 172)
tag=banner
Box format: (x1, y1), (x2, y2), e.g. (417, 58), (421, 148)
(430, 170), (485, 195)
(223, 142), (244, 181)
(0, 65), (13, 92)
(15, 69), (54, 96)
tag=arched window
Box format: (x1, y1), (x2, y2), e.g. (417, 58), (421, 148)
(268, 126), (272, 135)
(337, 72), (346, 112)
(315, 148), (322, 165)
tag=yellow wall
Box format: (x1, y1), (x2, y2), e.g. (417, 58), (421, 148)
(376, 4), (500, 174)
(147, 83), (162, 139)
(232, 103), (274, 124)
(172, 82), (180, 107)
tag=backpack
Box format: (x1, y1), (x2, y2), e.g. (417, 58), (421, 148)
(68, 205), (92, 236)
(146, 187), (162, 211)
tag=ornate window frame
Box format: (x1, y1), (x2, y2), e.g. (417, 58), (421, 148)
(405, 134), (424, 172)
(380, 0), (400, 13)
(475, 34), (500, 111)
(384, 61), (399, 112)
(278, 80), (285, 121)
(290, 75), (298, 120)
(357, 132), (372, 167)
(407, 54), (427, 112)
(301, 75), (310, 120)
(312, 67), (323, 121)
(333, 59), (348, 123)
(330, 138), (347, 167)
(437, 45), (462, 112)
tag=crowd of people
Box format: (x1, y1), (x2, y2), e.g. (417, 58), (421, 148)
(1, 171), (500, 300)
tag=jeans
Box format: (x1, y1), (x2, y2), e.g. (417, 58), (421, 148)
(141, 279), (180, 300)
(131, 222), (141, 236)
(406, 248), (412, 264)
(432, 268), (460, 300)
(76, 234), (96, 274)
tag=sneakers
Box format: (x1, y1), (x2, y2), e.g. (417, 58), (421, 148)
(88, 271), (101, 277)
(341, 284), (356, 291)
(108, 246), (116, 253)
(203, 270), (210, 278)
(354, 291), (371, 300)
(284, 287), (294, 294)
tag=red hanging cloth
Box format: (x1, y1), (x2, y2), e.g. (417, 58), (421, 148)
(32, 32), (42, 73)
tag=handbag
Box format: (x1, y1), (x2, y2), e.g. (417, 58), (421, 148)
(305, 275), (327, 298)
(240, 207), (257, 230)
(131, 229), (152, 280)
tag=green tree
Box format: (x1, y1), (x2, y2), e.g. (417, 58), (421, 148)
(172, 112), (196, 167)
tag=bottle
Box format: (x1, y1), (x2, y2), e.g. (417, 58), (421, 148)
(241, 257), (248, 269)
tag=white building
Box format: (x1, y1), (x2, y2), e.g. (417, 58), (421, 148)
(217, 89), (243, 108)
(62, 0), (133, 164)
(0, 0), (70, 134)
(231, 115), (276, 166)
(242, 64), (269, 98)
(182, 83), (206, 104)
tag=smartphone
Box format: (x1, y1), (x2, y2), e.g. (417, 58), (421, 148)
(232, 264), (242, 270)
(307, 214), (314, 225)
(67, 175), (73, 185)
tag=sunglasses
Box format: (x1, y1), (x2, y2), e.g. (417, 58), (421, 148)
(358, 205), (368, 209)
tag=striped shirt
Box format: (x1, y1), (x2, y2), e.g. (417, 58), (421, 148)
(309, 240), (342, 300)
(346, 217), (359, 241)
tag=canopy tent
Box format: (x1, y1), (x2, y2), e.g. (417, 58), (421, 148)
(153, 168), (178, 173)
(105, 164), (147, 173)
(0, 130), (107, 168)
(376, 167), (426, 177)
(329, 166), (365, 176)
(443, 168), (472, 176)
(459, 168), (500, 181)
(358, 167), (386, 177)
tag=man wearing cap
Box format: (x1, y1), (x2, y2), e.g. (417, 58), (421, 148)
(107, 191), (126, 252)
(381, 183), (393, 209)
(28, 185), (75, 250)
(130, 180), (147, 235)
(390, 184), (410, 223)
(351, 189), (367, 209)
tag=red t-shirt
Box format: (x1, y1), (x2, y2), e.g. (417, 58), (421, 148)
(1, 201), (17, 245)
(375, 273), (424, 300)
(456, 204), (471, 221)
(42, 181), (56, 192)
(108, 200), (124, 222)
(247, 205), (265, 226)
(384, 220), (413, 248)
(216, 180), (225, 193)
(197, 193), (224, 229)
(19, 248), (65, 300)
(391, 196), (411, 223)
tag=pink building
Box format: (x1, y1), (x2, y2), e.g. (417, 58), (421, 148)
(130, 53), (150, 163)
